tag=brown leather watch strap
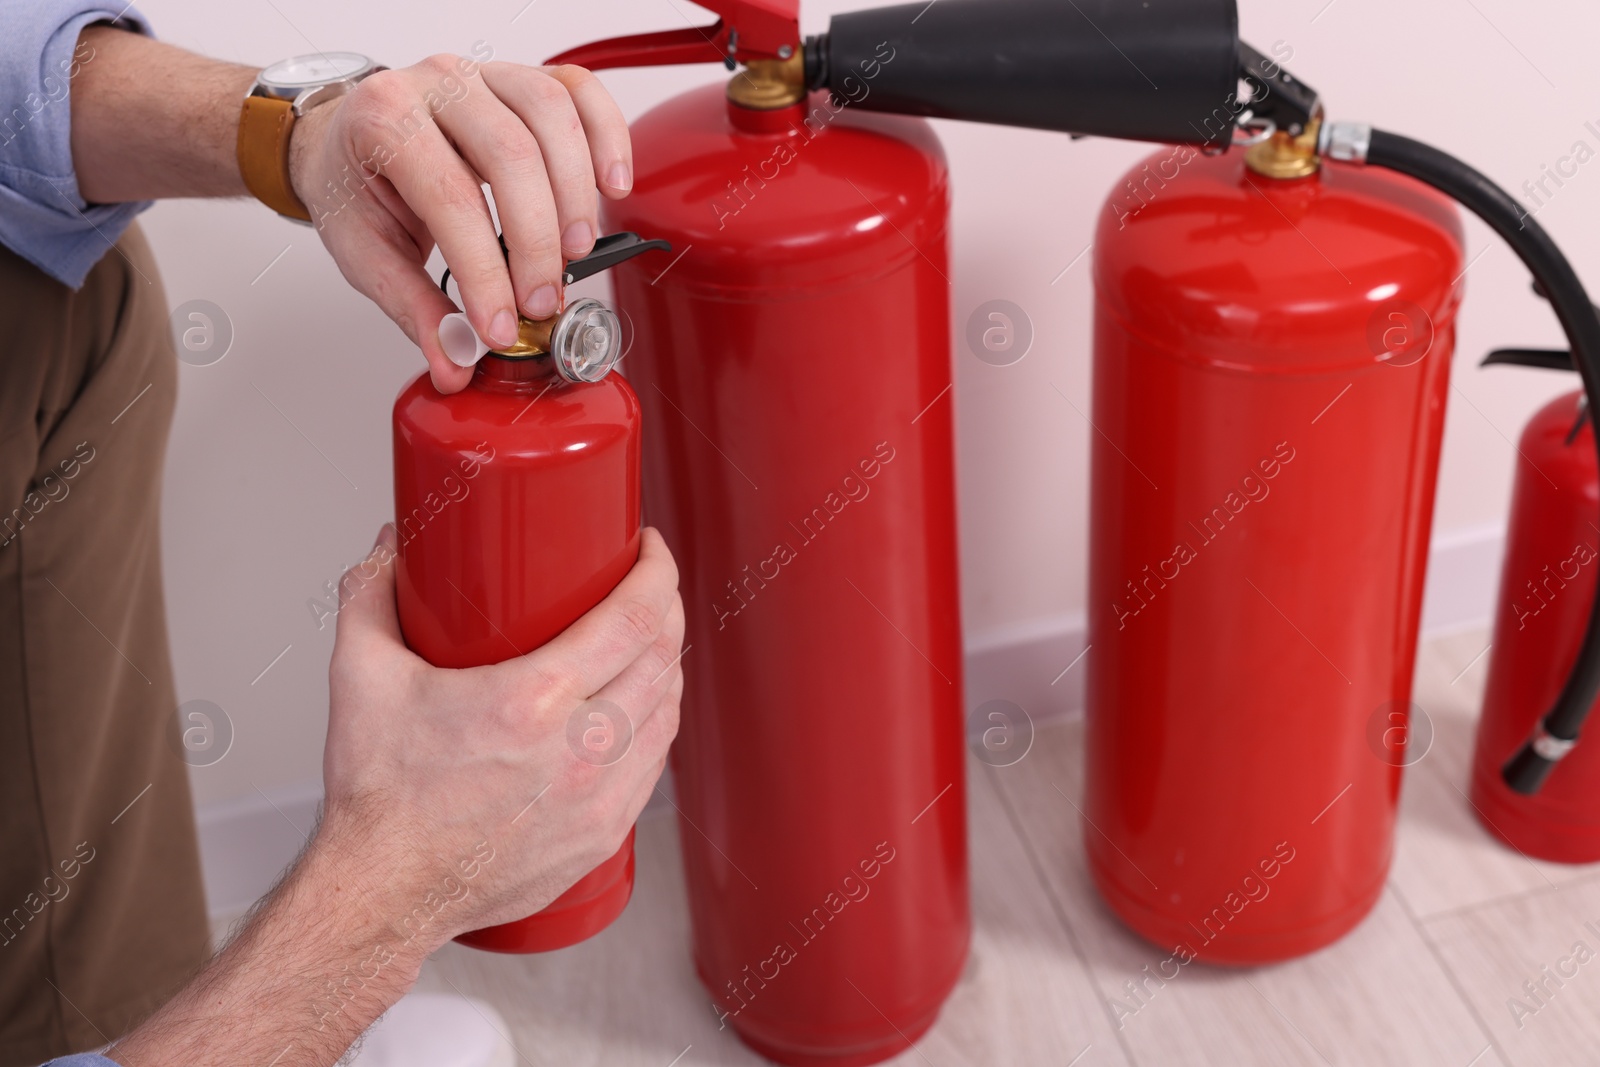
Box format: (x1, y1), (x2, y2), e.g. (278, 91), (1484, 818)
(237, 95), (312, 222)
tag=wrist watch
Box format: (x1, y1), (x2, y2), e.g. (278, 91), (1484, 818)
(238, 52), (383, 223)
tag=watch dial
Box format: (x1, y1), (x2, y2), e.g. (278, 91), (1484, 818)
(261, 52), (370, 89)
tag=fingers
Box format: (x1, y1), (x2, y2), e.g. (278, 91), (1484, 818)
(519, 528), (680, 703)
(479, 63), (604, 261)
(596, 693), (677, 855)
(349, 68), (520, 355)
(631, 673), (683, 773)
(615, 755), (671, 840)
(541, 65), (632, 200)
(555, 594), (680, 782)
(584, 591), (684, 737)
(326, 209), (475, 394)
(439, 64), (575, 320)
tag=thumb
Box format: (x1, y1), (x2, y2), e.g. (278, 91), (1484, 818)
(333, 524), (403, 651)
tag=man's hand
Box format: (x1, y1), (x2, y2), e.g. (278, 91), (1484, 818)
(320, 522), (683, 937)
(288, 58), (632, 394)
(70, 28), (631, 394)
(109, 527), (682, 1067)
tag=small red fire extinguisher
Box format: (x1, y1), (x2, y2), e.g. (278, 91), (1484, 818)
(392, 233), (669, 953)
(1471, 342), (1600, 862)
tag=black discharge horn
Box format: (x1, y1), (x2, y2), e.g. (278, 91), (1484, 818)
(805, 0), (1247, 147)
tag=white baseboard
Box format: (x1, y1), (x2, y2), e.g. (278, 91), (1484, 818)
(198, 525), (1505, 920)
(1418, 521), (1505, 637)
(963, 612), (1091, 730)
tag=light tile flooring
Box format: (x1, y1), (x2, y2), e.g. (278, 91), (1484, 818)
(394, 628), (1600, 1066)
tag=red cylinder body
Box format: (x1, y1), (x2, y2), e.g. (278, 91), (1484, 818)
(393, 354), (642, 952)
(1086, 149), (1463, 963)
(603, 86), (968, 1065)
(1471, 389), (1600, 861)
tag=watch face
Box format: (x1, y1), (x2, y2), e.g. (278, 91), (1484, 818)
(259, 52), (372, 93)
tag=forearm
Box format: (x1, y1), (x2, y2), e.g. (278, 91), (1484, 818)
(70, 24), (254, 203)
(107, 822), (440, 1067)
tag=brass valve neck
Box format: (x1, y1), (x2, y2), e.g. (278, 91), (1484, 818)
(1245, 113), (1324, 180)
(727, 54), (805, 111)
(491, 314), (558, 357)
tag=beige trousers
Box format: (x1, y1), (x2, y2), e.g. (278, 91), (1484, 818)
(0, 222), (209, 1066)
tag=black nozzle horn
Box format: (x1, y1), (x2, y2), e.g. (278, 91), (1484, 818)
(563, 232), (672, 284)
(813, 0), (1240, 146)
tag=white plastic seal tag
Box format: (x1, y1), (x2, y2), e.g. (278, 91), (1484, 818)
(438, 312), (490, 368)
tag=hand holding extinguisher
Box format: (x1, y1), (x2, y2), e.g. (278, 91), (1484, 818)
(393, 232), (677, 953)
(320, 523), (684, 944)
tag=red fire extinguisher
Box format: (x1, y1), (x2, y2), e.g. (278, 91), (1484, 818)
(1471, 344), (1600, 862)
(551, 15), (967, 1065)
(1086, 133), (1464, 964)
(549, 0), (1245, 1058)
(1081, 37), (1600, 960)
(393, 233), (669, 953)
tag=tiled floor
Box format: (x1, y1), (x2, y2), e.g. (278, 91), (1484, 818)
(402, 627), (1600, 1066)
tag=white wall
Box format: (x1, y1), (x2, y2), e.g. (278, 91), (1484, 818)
(140, 0), (1600, 809)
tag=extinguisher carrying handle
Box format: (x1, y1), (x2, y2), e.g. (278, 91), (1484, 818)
(545, 0), (800, 68)
(563, 233), (674, 284)
(1478, 290), (1600, 370)
(1480, 299), (1600, 446)
(1481, 348), (1576, 371)
(1480, 349), (1592, 452)
(1332, 124), (1600, 794)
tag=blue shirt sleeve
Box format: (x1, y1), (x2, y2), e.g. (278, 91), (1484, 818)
(0, 2), (156, 289)
(41, 1056), (119, 1066)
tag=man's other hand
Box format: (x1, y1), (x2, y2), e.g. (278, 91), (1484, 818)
(320, 524), (682, 944)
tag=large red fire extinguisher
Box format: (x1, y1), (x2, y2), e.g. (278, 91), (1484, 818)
(552, 17), (967, 1065)
(1085, 134), (1464, 964)
(1081, 41), (1600, 958)
(550, 0), (1245, 1059)
(393, 234), (669, 953)
(1471, 346), (1600, 862)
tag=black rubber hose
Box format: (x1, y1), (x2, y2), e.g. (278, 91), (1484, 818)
(1365, 129), (1600, 794)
